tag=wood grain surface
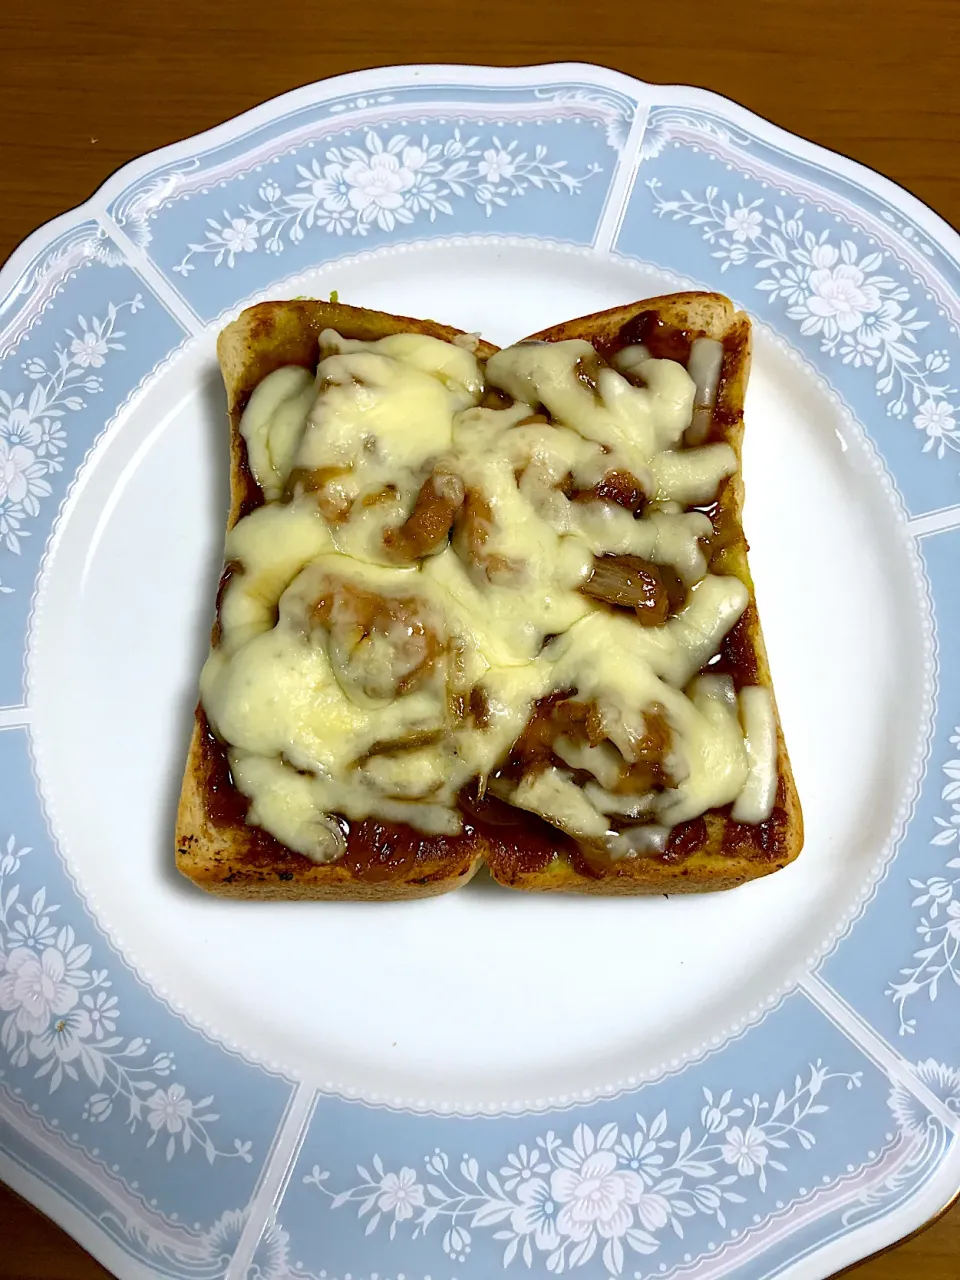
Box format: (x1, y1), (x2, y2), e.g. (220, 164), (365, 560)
(0, 0), (957, 1275)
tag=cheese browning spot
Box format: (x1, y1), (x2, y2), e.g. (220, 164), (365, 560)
(203, 325), (774, 864)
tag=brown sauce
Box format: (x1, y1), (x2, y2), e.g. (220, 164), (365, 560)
(382, 470), (464, 562)
(660, 817), (708, 864)
(202, 308), (784, 884)
(197, 713), (486, 884)
(611, 311), (697, 364)
(198, 699), (787, 884)
(571, 469), (646, 513)
(458, 785), (569, 879)
(702, 606), (761, 689)
(696, 479), (747, 572)
(722, 807), (790, 862)
(211, 559), (243, 648)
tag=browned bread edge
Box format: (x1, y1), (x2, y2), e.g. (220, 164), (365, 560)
(176, 300), (498, 900)
(176, 294), (802, 899)
(482, 293), (803, 892)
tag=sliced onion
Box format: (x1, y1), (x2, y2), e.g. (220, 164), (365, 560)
(452, 331), (481, 352)
(308, 814), (348, 864)
(685, 337), (724, 445)
(554, 737), (624, 790)
(667, 575), (749, 685)
(584, 781), (655, 818)
(689, 672), (737, 711)
(732, 686), (778, 822)
(510, 766), (610, 839)
(606, 824), (671, 859)
(581, 554), (670, 624)
(611, 344), (652, 381)
(650, 443), (737, 504)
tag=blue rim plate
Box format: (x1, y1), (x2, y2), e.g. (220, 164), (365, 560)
(2, 63), (959, 1280)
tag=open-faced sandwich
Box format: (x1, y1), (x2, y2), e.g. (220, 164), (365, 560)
(176, 293), (802, 899)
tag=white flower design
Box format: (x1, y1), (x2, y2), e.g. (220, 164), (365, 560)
(720, 1124), (769, 1177)
(478, 147), (516, 182)
(377, 1166), (425, 1220)
(343, 151), (416, 227)
(839, 334), (880, 369)
(0, 298), (141, 572)
(0, 439), (51, 513)
(858, 299), (903, 347)
(500, 1143), (550, 1190)
(887, 1060), (960, 1135)
(0, 945), (80, 1035)
(0, 836), (250, 1163)
(510, 1177), (561, 1250)
(81, 989), (118, 1039)
(305, 1062), (861, 1274)
(648, 181), (960, 466)
(6, 896), (58, 950)
(34, 418), (67, 459)
(93, 1202), (292, 1278)
(0, 405), (41, 448)
(798, 240), (880, 335)
(723, 200), (763, 242)
(68, 331), (110, 368)
(914, 397), (957, 452)
(65, 313), (126, 368)
(146, 1083), (194, 1135)
(30, 1006), (92, 1062)
(305, 162), (351, 212)
(173, 128), (601, 272)
(201, 1209), (289, 1279)
(219, 217), (259, 255)
(889, 729), (960, 1032)
(552, 1149), (644, 1240)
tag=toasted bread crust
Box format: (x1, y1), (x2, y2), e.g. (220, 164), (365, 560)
(177, 301), (497, 899)
(176, 294), (802, 898)
(482, 294), (802, 893)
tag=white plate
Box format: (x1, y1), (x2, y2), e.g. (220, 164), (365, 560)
(2, 64), (959, 1280)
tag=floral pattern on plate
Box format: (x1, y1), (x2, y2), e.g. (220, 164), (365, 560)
(889, 726), (960, 1034)
(646, 180), (959, 467)
(0, 297), (143, 562)
(302, 1066), (860, 1276)
(172, 129), (602, 274)
(1, 65), (960, 1280)
(0, 836), (253, 1165)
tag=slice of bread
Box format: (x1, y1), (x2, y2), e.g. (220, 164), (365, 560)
(482, 294), (802, 893)
(176, 294), (802, 899)
(176, 301), (499, 899)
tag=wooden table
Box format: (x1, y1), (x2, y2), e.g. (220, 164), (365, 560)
(1, 0), (957, 1275)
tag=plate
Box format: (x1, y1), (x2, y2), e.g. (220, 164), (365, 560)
(2, 63), (959, 1280)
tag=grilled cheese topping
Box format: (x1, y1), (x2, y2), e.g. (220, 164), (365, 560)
(201, 327), (776, 863)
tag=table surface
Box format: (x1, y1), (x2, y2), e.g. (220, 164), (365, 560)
(1, 0), (958, 1275)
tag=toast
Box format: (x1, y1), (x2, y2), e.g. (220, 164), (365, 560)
(176, 294), (802, 898)
(482, 294), (802, 893)
(177, 301), (499, 899)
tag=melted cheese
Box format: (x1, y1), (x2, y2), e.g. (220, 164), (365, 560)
(203, 328), (771, 860)
(732, 686), (778, 822)
(511, 767), (611, 839)
(290, 331), (483, 564)
(486, 342), (695, 474)
(239, 366), (316, 500)
(217, 502), (333, 650)
(651, 444), (738, 504)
